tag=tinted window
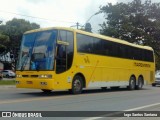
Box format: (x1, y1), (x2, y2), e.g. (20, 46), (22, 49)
(77, 34), (93, 53)
(125, 45), (131, 59)
(76, 33), (154, 62)
(145, 50), (154, 62)
(102, 40), (116, 57)
(56, 30), (74, 73)
(66, 31), (74, 69)
(93, 38), (102, 54)
(59, 30), (67, 42)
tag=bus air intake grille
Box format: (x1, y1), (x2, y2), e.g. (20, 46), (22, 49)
(31, 75), (39, 78)
(22, 75), (29, 77)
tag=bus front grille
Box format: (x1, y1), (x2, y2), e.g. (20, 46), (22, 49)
(22, 75), (29, 77)
(31, 75), (39, 78)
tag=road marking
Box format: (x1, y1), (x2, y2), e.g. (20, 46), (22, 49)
(83, 117), (103, 120)
(0, 95), (75, 104)
(83, 102), (160, 120)
(124, 102), (160, 111)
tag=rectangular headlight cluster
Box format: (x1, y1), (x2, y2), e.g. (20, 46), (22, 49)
(39, 74), (52, 79)
(16, 74), (22, 78)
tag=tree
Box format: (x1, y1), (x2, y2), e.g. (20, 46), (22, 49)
(0, 34), (10, 53)
(0, 18), (40, 70)
(0, 18), (40, 57)
(99, 0), (160, 69)
(0, 18), (40, 51)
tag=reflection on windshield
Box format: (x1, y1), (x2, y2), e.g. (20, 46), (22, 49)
(21, 52), (29, 70)
(30, 53), (46, 70)
(17, 30), (57, 71)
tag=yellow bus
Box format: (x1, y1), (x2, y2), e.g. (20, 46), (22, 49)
(16, 27), (155, 94)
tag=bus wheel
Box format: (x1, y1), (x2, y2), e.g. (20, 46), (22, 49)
(41, 89), (52, 93)
(71, 75), (83, 94)
(136, 77), (143, 90)
(128, 76), (136, 90)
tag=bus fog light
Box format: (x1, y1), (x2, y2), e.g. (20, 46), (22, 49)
(40, 82), (47, 85)
(16, 81), (20, 84)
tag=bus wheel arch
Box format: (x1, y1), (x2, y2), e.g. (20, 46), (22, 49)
(136, 75), (144, 90)
(128, 75), (136, 90)
(74, 73), (86, 88)
(70, 73), (85, 94)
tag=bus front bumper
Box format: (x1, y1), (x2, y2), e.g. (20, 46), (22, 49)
(16, 78), (54, 90)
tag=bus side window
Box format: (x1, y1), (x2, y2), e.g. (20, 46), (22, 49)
(56, 30), (74, 73)
(56, 44), (67, 73)
(57, 45), (64, 58)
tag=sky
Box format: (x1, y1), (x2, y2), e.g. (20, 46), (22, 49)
(0, 0), (159, 33)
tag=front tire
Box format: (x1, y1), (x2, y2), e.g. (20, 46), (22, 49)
(71, 75), (83, 94)
(128, 76), (136, 90)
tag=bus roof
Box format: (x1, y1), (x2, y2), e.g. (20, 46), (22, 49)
(24, 27), (153, 51)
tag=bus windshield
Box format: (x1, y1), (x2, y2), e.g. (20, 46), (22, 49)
(17, 30), (57, 71)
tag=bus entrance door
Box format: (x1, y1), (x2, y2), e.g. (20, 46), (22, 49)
(55, 41), (70, 89)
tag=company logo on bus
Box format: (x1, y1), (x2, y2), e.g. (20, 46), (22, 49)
(134, 62), (151, 68)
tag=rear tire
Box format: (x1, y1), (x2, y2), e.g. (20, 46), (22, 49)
(136, 77), (143, 90)
(71, 75), (83, 94)
(128, 76), (136, 90)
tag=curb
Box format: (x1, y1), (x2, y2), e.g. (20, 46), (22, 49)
(0, 85), (16, 89)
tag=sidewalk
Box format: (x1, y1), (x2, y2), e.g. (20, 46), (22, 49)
(0, 85), (16, 89)
(1, 78), (16, 81)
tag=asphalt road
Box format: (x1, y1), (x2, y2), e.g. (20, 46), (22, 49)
(0, 85), (160, 120)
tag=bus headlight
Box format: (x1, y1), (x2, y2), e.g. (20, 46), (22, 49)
(16, 74), (22, 78)
(39, 74), (52, 79)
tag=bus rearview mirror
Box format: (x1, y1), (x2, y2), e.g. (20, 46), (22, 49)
(57, 40), (69, 46)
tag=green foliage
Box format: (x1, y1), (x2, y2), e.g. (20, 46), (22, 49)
(0, 18), (40, 50)
(0, 18), (40, 60)
(0, 34), (10, 53)
(2, 18), (39, 37)
(99, 0), (160, 70)
(0, 80), (15, 85)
